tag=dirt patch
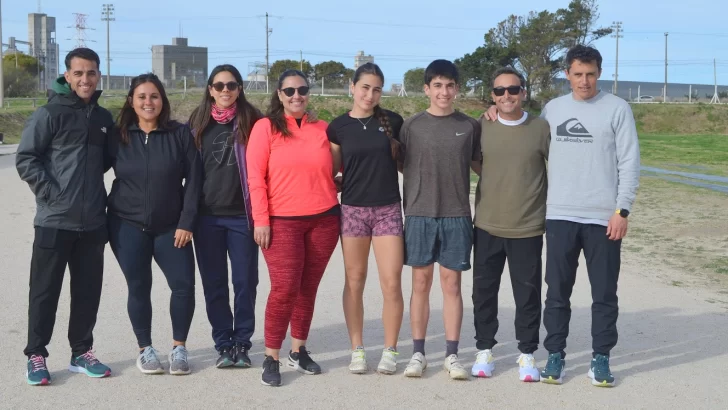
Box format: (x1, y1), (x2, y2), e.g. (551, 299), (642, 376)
(625, 176), (728, 297)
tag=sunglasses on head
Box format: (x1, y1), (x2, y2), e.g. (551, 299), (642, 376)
(281, 86), (310, 97)
(211, 81), (240, 92)
(493, 86), (523, 96)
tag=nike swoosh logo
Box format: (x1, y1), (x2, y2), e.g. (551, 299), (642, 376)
(456, 132), (465, 136)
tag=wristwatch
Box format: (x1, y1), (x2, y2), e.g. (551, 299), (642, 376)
(615, 208), (630, 218)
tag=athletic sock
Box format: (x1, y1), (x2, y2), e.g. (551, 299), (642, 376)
(445, 340), (459, 357)
(413, 339), (425, 356)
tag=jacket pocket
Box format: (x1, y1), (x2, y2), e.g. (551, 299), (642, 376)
(42, 182), (61, 206)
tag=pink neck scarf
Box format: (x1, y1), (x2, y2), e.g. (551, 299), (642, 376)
(211, 103), (237, 124)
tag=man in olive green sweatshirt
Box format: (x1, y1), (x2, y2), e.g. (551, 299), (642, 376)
(471, 67), (550, 383)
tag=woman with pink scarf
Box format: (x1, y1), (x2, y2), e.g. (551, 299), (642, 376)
(188, 65), (262, 369)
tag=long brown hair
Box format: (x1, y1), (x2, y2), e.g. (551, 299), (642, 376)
(189, 64), (261, 149)
(117, 73), (171, 144)
(353, 63), (401, 160)
(267, 69), (313, 138)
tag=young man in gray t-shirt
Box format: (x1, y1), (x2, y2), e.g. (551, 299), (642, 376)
(399, 59), (482, 380)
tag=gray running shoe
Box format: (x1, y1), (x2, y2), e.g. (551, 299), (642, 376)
(168, 346), (191, 375)
(136, 347), (164, 375)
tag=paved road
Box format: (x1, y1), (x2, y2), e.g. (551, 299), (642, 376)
(0, 153), (15, 170)
(1, 167), (727, 409)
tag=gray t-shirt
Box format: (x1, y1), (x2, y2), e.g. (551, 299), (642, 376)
(400, 110), (482, 218)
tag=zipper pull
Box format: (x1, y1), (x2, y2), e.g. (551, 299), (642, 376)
(145, 134), (149, 145)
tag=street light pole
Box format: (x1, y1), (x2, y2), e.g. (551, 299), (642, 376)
(101, 4), (114, 91)
(0, 0), (5, 108)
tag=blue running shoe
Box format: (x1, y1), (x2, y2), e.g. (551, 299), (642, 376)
(69, 350), (111, 378)
(588, 354), (615, 387)
(26, 355), (51, 386)
(540, 352), (565, 385)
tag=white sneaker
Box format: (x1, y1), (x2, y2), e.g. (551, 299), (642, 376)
(376, 348), (398, 375)
(444, 354), (469, 380)
(517, 353), (540, 382)
(349, 348), (368, 374)
(471, 349), (495, 378)
(403, 352), (427, 377)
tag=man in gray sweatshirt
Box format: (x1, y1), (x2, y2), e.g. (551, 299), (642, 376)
(538, 45), (640, 387)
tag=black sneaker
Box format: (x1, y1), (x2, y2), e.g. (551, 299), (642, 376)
(233, 343), (252, 368)
(216, 347), (234, 369)
(287, 346), (322, 375)
(261, 355), (281, 386)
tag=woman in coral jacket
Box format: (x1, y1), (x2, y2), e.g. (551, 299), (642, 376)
(246, 69), (339, 387)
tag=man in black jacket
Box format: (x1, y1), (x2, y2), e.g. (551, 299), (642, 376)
(16, 48), (113, 385)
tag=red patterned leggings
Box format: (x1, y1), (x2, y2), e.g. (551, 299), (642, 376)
(262, 215), (340, 349)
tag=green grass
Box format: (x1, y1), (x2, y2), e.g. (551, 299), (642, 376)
(638, 134), (728, 175)
(704, 257), (728, 275)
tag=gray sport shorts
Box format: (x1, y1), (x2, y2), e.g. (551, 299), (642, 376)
(404, 216), (473, 271)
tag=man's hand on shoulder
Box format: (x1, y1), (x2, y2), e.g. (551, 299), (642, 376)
(481, 105), (498, 122)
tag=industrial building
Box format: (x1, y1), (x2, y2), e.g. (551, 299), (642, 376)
(28, 13), (60, 92)
(1, 13), (60, 92)
(151, 37), (208, 88)
(354, 51), (374, 69)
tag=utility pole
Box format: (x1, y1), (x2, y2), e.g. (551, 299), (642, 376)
(664, 32), (668, 102)
(101, 4), (114, 91)
(611, 21), (623, 96)
(265, 13), (272, 93)
(0, 0), (4, 109)
(300, 50), (303, 71)
(710, 58), (720, 104)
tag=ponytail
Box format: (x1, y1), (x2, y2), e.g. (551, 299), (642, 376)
(374, 105), (401, 160)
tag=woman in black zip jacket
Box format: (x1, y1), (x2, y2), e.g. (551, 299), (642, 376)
(188, 64), (262, 369)
(107, 73), (202, 376)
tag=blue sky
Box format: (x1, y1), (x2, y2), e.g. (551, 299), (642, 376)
(2, 0), (727, 87)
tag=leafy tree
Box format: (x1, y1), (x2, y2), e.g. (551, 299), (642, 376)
(557, 0), (613, 49)
(2, 61), (39, 97)
(268, 59), (313, 85)
(485, 11), (563, 102)
(313, 61), (353, 88)
(403, 68), (425, 93)
(3, 53), (44, 76)
(455, 44), (517, 98)
(476, 0), (612, 104)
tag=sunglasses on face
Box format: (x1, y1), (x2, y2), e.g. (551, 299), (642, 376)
(493, 86), (523, 96)
(211, 82), (240, 92)
(281, 86), (310, 97)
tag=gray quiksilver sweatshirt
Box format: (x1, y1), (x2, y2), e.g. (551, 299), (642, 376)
(541, 91), (641, 222)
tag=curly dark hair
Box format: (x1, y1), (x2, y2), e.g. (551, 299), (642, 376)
(565, 45), (603, 72)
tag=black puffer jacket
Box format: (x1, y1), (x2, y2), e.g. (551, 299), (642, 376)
(16, 76), (114, 232)
(107, 121), (202, 233)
